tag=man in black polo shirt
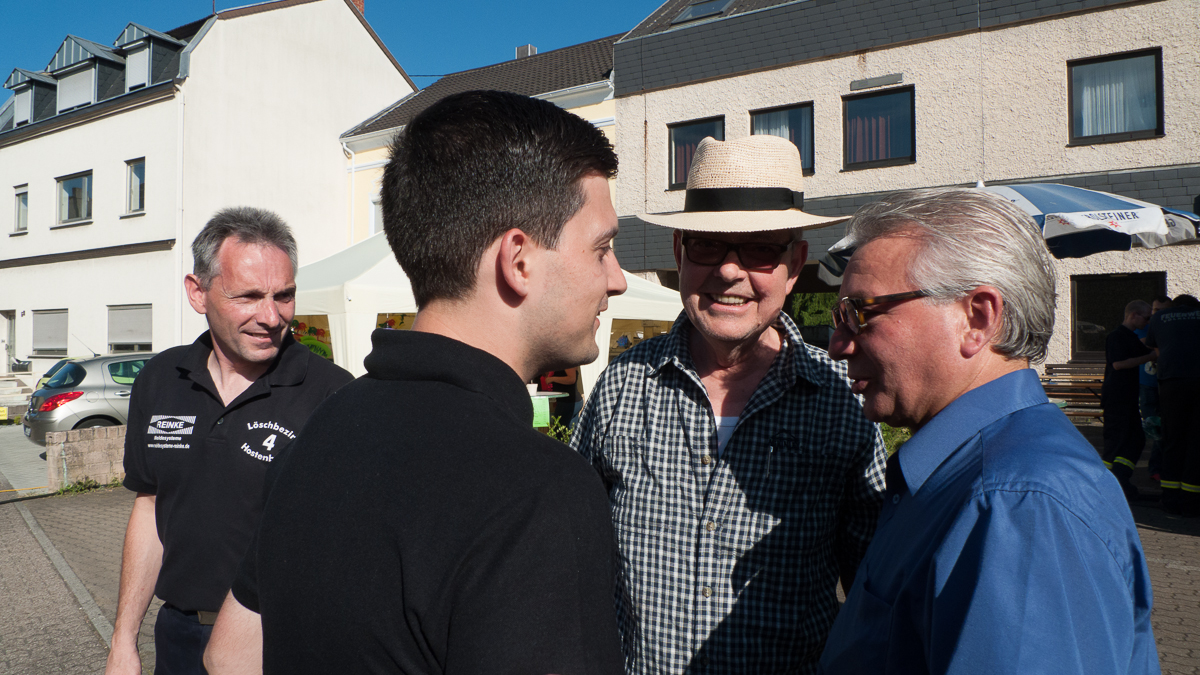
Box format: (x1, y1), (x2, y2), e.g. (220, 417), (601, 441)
(1101, 299), (1155, 500)
(106, 208), (352, 675)
(203, 91), (627, 675)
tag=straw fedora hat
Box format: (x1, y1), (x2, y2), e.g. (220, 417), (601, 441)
(639, 135), (847, 232)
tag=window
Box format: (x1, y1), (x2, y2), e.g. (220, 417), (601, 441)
(1069, 49), (1162, 145)
(56, 67), (94, 113)
(108, 358), (149, 385)
(14, 186), (28, 233)
(843, 87), (914, 170)
(32, 309), (68, 357)
(669, 117), (724, 189)
(108, 304), (152, 352)
(57, 172), (92, 224)
(752, 104), (814, 173)
(672, 0), (733, 24)
(13, 88), (31, 126)
(1070, 272), (1165, 359)
(125, 47), (150, 91)
(127, 159), (145, 213)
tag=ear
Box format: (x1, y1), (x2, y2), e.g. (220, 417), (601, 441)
(961, 285), (1004, 358)
(672, 230), (684, 270)
(496, 228), (534, 301)
(783, 239), (809, 295)
(184, 274), (208, 316)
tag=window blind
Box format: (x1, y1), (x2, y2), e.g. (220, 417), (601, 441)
(57, 68), (93, 112)
(14, 89), (31, 124)
(33, 310), (68, 351)
(125, 48), (149, 90)
(108, 305), (152, 345)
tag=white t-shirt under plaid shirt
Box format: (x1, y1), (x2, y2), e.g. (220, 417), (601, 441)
(571, 312), (887, 675)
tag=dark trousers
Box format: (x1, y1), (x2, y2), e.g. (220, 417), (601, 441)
(154, 604), (214, 675)
(1159, 377), (1200, 510)
(1103, 396), (1144, 481)
(1139, 384), (1163, 474)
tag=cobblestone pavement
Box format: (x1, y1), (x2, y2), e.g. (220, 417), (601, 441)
(1, 425), (1198, 673)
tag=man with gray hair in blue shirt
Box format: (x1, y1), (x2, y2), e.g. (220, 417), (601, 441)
(820, 188), (1159, 675)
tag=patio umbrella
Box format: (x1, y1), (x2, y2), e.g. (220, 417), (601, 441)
(817, 183), (1200, 284)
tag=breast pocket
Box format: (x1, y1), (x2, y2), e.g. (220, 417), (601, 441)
(602, 436), (664, 531)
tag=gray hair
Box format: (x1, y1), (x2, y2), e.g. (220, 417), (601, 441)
(1125, 300), (1151, 317)
(191, 207), (298, 288)
(842, 188), (1057, 363)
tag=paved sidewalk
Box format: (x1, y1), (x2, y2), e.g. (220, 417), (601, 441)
(1, 424), (1198, 673)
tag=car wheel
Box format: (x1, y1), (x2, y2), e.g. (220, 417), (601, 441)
(75, 418), (117, 429)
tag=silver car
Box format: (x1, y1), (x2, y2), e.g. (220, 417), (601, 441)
(23, 353), (156, 446)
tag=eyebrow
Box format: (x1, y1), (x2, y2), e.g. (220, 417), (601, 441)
(595, 226), (620, 246)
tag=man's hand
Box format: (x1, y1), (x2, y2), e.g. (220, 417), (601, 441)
(105, 493), (162, 675)
(203, 591), (263, 675)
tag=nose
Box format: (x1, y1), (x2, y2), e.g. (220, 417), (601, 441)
(607, 251), (628, 296)
(827, 323), (856, 361)
(256, 298), (284, 328)
(714, 249), (747, 281)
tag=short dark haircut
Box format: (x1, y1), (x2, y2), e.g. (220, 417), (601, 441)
(381, 90), (618, 307)
(1172, 293), (1199, 307)
(192, 207), (297, 288)
(1152, 295), (1172, 305)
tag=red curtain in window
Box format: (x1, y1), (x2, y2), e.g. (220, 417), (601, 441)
(848, 114), (891, 164)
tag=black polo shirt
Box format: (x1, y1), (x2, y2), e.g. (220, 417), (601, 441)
(123, 331), (353, 612)
(1102, 324), (1150, 406)
(232, 329), (623, 675)
(1146, 306), (1200, 380)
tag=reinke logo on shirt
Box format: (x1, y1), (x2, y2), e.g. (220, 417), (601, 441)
(148, 415), (196, 435)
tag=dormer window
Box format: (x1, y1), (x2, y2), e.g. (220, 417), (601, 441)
(56, 66), (95, 113)
(13, 87), (32, 125)
(125, 46), (149, 91)
(671, 0), (734, 25)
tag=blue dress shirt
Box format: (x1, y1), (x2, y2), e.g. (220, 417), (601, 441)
(820, 369), (1159, 675)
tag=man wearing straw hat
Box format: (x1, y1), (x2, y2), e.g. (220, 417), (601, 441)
(571, 135), (887, 674)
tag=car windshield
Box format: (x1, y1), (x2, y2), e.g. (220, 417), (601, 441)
(42, 359), (69, 380)
(45, 362), (86, 389)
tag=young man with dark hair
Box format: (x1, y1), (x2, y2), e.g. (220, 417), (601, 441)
(204, 90), (627, 675)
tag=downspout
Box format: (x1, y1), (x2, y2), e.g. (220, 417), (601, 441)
(342, 142), (355, 245)
(174, 84), (186, 347)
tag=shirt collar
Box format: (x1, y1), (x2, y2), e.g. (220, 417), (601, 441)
(363, 329), (533, 425)
(897, 368), (1048, 493)
(177, 331), (310, 396)
(647, 309), (829, 390)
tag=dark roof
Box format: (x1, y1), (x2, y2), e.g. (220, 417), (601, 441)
(343, 33), (622, 138)
(622, 0), (794, 41)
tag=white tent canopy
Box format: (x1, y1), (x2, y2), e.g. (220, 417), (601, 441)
(295, 233), (683, 396)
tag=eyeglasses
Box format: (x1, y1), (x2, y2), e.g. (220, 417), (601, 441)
(682, 236), (792, 271)
(832, 290), (933, 335)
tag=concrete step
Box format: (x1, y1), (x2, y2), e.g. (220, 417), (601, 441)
(1, 395), (31, 407)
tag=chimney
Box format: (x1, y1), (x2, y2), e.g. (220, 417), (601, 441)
(516, 44), (537, 59)
(351, 0), (364, 14)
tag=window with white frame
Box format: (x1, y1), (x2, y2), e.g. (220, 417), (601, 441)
(669, 117), (724, 189)
(13, 88), (32, 126)
(127, 159), (145, 213)
(32, 309), (68, 356)
(125, 47), (150, 91)
(14, 186), (28, 233)
(56, 67), (94, 113)
(57, 171), (92, 224)
(108, 304), (152, 352)
(751, 103), (815, 173)
(1069, 49), (1162, 145)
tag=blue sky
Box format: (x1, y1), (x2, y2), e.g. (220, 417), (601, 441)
(1, 0), (661, 104)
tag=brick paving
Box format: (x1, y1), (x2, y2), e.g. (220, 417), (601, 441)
(1, 423), (1197, 672)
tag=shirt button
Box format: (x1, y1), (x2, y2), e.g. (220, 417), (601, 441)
(701, 586), (712, 598)
(705, 521), (716, 532)
(701, 454), (712, 465)
(892, 494), (901, 504)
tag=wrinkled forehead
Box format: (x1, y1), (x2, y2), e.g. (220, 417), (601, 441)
(680, 229), (800, 244)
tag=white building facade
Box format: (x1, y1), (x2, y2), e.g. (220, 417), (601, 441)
(0, 0), (414, 377)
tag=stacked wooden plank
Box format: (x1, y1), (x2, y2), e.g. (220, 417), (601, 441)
(1040, 362), (1104, 422)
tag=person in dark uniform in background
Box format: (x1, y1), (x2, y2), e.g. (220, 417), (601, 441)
(1138, 295), (1172, 480)
(1147, 293), (1200, 516)
(1101, 299), (1155, 500)
(544, 367), (580, 422)
(106, 208), (353, 675)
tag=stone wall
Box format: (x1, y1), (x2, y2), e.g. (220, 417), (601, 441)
(45, 426), (126, 492)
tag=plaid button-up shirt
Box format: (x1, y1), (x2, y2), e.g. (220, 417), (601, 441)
(572, 312), (887, 674)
